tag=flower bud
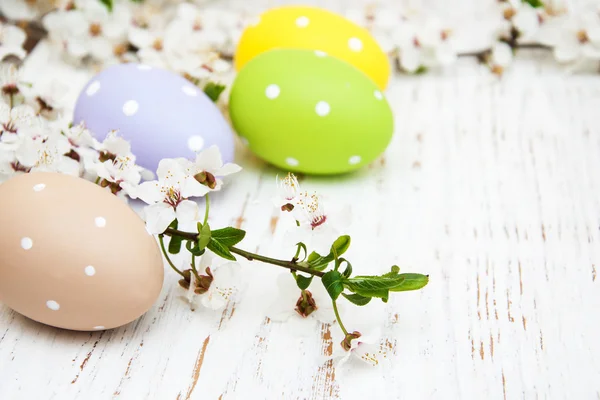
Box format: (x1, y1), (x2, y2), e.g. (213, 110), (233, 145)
(294, 290), (318, 318)
(341, 331), (362, 351)
(194, 171), (217, 189)
(178, 269), (192, 290)
(281, 203), (295, 212)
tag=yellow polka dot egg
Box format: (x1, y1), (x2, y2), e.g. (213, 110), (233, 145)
(235, 6), (391, 90)
(229, 49), (394, 175)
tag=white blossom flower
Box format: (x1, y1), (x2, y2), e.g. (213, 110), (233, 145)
(24, 80), (70, 118)
(0, 0), (43, 21)
(129, 26), (169, 69)
(181, 145), (241, 193)
(94, 155), (143, 196)
(62, 121), (94, 148)
(544, 12), (600, 63)
(272, 172), (301, 213)
(16, 134), (80, 176)
(335, 327), (384, 369)
(391, 17), (456, 73)
(43, 0), (131, 63)
(499, 1), (541, 41)
(0, 102), (35, 141)
(268, 272), (337, 331)
(289, 192), (351, 255)
(184, 252), (241, 311)
(96, 130), (131, 157)
(0, 63), (27, 97)
(0, 23), (27, 61)
(133, 158), (206, 234)
(157, 3), (236, 78)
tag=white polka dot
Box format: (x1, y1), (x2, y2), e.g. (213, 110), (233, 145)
(265, 84), (280, 99)
(187, 135), (205, 152)
(315, 101), (331, 117)
(315, 50), (327, 57)
(46, 300), (60, 311)
(122, 100), (139, 116)
(85, 265), (96, 276)
(349, 155), (362, 165)
(86, 81), (101, 96)
(95, 217), (106, 228)
(348, 37), (363, 52)
(137, 64), (152, 70)
(296, 16), (310, 28)
(93, 326), (105, 330)
(182, 86), (198, 97)
(374, 90), (383, 100)
(240, 137), (249, 146)
(286, 157), (299, 167)
(21, 237), (33, 250)
(33, 183), (45, 192)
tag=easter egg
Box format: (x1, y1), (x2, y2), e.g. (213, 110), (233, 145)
(229, 49), (394, 175)
(0, 172), (164, 331)
(73, 63), (235, 174)
(235, 6), (390, 90)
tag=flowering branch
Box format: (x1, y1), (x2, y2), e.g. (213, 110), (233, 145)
(163, 227), (326, 277)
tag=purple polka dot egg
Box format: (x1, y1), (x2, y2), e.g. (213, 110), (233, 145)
(73, 63), (235, 173)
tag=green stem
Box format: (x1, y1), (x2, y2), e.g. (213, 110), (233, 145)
(94, 177), (101, 185)
(163, 228), (325, 277)
(158, 234), (185, 278)
(332, 300), (348, 336)
(230, 246), (325, 278)
(9, 93), (13, 109)
(191, 254), (201, 281)
(203, 194), (210, 225)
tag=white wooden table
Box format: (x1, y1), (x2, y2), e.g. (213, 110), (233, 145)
(2, 2), (600, 398)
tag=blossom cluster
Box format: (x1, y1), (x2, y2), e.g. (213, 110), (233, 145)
(0, 63), (149, 194)
(345, 0), (600, 75)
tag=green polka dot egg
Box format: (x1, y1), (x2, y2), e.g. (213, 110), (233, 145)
(229, 49), (394, 175)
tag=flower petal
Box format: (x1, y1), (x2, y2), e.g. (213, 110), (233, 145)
(144, 203), (176, 234)
(194, 145), (223, 171)
(180, 175), (210, 198)
(175, 199), (199, 222)
(134, 180), (163, 204)
(215, 162), (242, 176)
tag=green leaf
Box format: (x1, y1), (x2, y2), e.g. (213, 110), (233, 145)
(331, 235), (351, 259)
(207, 238), (236, 261)
(198, 223), (212, 251)
(307, 251), (334, 271)
(342, 292), (372, 306)
(523, 0), (544, 8)
(337, 258), (352, 278)
(185, 240), (205, 256)
(321, 271), (344, 301)
(295, 274), (313, 290)
(203, 82), (226, 102)
(210, 227), (246, 247)
(294, 242), (308, 261)
(99, 0), (113, 11)
(346, 285), (389, 302)
(389, 273), (429, 292)
(345, 276), (406, 292)
(168, 220), (183, 254)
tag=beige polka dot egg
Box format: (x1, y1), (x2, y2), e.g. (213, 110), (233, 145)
(0, 172), (164, 331)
